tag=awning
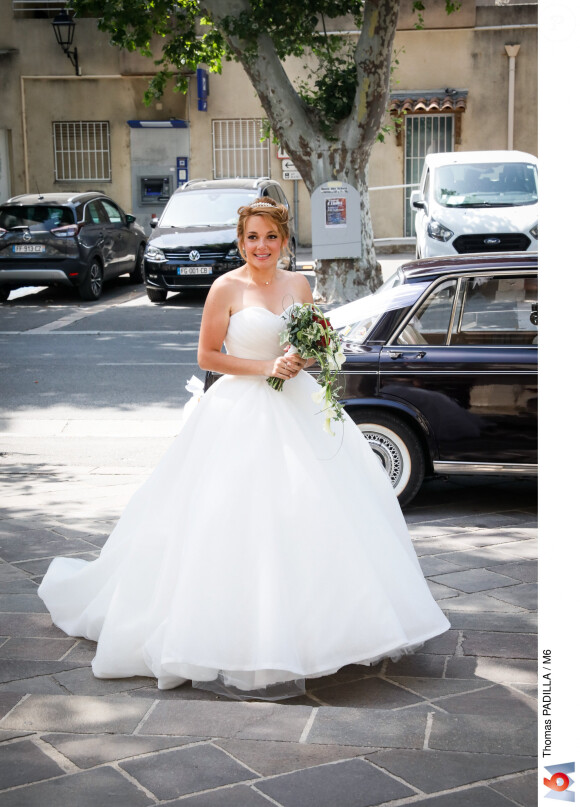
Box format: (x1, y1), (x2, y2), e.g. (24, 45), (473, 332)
(388, 90), (468, 145)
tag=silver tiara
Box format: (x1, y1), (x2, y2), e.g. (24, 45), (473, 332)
(250, 201), (277, 208)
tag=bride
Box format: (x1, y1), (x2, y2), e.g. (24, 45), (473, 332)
(38, 197), (450, 700)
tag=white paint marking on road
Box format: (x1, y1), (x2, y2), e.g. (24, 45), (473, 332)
(298, 707), (319, 743)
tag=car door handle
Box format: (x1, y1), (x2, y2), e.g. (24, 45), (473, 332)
(386, 350), (426, 360)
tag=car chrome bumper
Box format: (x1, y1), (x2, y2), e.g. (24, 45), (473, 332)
(0, 268), (74, 286)
(433, 461), (537, 476)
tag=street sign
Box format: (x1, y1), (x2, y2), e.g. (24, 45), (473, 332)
(282, 158), (296, 172)
(283, 170), (301, 180)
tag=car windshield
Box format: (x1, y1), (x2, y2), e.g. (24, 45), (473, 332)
(159, 191), (259, 227)
(0, 205), (74, 231)
(328, 280), (431, 343)
(434, 162), (538, 208)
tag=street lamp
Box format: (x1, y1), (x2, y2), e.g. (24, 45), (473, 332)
(52, 9), (81, 76)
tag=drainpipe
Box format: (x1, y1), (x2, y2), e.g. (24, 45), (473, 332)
(505, 44), (521, 150)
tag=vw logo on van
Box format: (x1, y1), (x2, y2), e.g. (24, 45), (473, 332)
(189, 250), (201, 262)
(484, 237), (501, 246)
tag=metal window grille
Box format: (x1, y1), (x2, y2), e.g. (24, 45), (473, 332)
(13, 0), (64, 12)
(404, 114), (454, 236)
(53, 121), (111, 181)
(212, 119), (270, 179)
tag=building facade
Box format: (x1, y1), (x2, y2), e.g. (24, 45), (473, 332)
(0, 0), (537, 247)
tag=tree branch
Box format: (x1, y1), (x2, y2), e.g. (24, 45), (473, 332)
(340, 0), (399, 152)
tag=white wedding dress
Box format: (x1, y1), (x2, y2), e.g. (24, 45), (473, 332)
(38, 305), (450, 699)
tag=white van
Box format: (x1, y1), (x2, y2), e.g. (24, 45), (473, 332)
(410, 150), (538, 259)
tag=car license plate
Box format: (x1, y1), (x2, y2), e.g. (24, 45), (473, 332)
(13, 244), (46, 253)
(178, 266), (212, 275)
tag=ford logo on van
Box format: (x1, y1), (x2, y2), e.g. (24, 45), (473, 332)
(484, 237), (501, 246)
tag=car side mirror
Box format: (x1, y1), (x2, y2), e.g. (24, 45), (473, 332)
(410, 190), (426, 211)
(126, 214), (136, 224)
(150, 215), (158, 229)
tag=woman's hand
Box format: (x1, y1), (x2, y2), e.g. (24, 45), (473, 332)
(268, 351), (306, 380)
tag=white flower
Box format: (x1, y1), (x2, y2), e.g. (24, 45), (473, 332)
(323, 414), (335, 436)
(311, 385), (326, 404)
(335, 348), (346, 367)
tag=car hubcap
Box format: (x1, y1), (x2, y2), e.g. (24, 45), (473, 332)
(362, 431), (403, 486)
(90, 265), (102, 295)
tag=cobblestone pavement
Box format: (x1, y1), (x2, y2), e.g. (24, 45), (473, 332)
(0, 456), (537, 806)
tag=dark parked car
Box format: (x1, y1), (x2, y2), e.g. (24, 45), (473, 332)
(143, 177), (296, 304)
(0, 192), (147, 302)
(204, 252), (537, 506)
(328, 252), (538, 505)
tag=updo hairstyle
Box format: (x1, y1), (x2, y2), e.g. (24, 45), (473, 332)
(236, 197), (292, 264)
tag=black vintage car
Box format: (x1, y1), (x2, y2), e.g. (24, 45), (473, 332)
(328, 252), (537, 505)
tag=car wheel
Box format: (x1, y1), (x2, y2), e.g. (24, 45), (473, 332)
(350, 409), (425, 507)
(146, 287), (168, 304)
(0, 287), (9, 303)
(129, 244), (145, 283)
(79, 259), (104, 301)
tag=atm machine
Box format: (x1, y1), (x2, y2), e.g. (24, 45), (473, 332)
(128, 120), (190, 231)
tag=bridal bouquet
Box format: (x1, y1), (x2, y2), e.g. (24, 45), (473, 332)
(267, 303), (346, 434)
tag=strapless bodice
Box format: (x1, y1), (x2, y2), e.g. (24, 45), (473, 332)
(225, 306), (288, 361)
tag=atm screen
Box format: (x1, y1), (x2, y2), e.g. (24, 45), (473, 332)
(140, 177), (171, 205)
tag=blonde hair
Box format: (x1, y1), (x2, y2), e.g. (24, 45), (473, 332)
(237, 197), (292, 262)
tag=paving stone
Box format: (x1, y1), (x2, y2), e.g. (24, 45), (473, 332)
(0, 660), (84, 684)
(431, 568), (519, 594)
(488, 583), (537, 611)
(127, 683), (232, 701)
(13, 553), (98, 576)
(163, 786), (275, 807)
(0, 766), (154, 807)
(385, 677), (490, 701)
(447, 612), (537, 633)
(437, 684), (537, 719)
(141, 700), (313, 742)
(0, 593), (48, 613)
(57, 639), (96, 664)
(0, 737), (66, 788)
(0, 694), (153, 734)
(0, 637), (77, 661)
(255, 757), (414, 807)
(489, 770), (537, 806)
(445, 656), (537, 684)
(306, 705), (430, 748)
(436, 547), (533, 570)
(0, 692), (23, 719)
(0, 613), (67, 639)
(0, 578), (39, 594)
(42, 732), (192, 768)
(0, 674), (75, 695)
(436, 592), (526, 613)
(54, 667), (152, 696)
(0, 530), (94, 563)
(120, 742), (257, 800)
(499, 539), (537, 559)
(0, 729), (33, 741)
(216, 738), (375, 776)
(368, 748), (536, 793)
(429, 712), (537, 755)
(426, 580), (461, 600)
(411, 536), (478, 556)
(312, 677), (425, 709)
(384, 654), (447, 678)
(397, 786), (519, 806)
(487, 560), (538, 583)
(462, 631), (537, 659)
(419, 555), (464, 576)
(420, 630), (459, 655)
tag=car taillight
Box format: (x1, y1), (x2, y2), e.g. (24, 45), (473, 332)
(50, 224), (79, 238)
